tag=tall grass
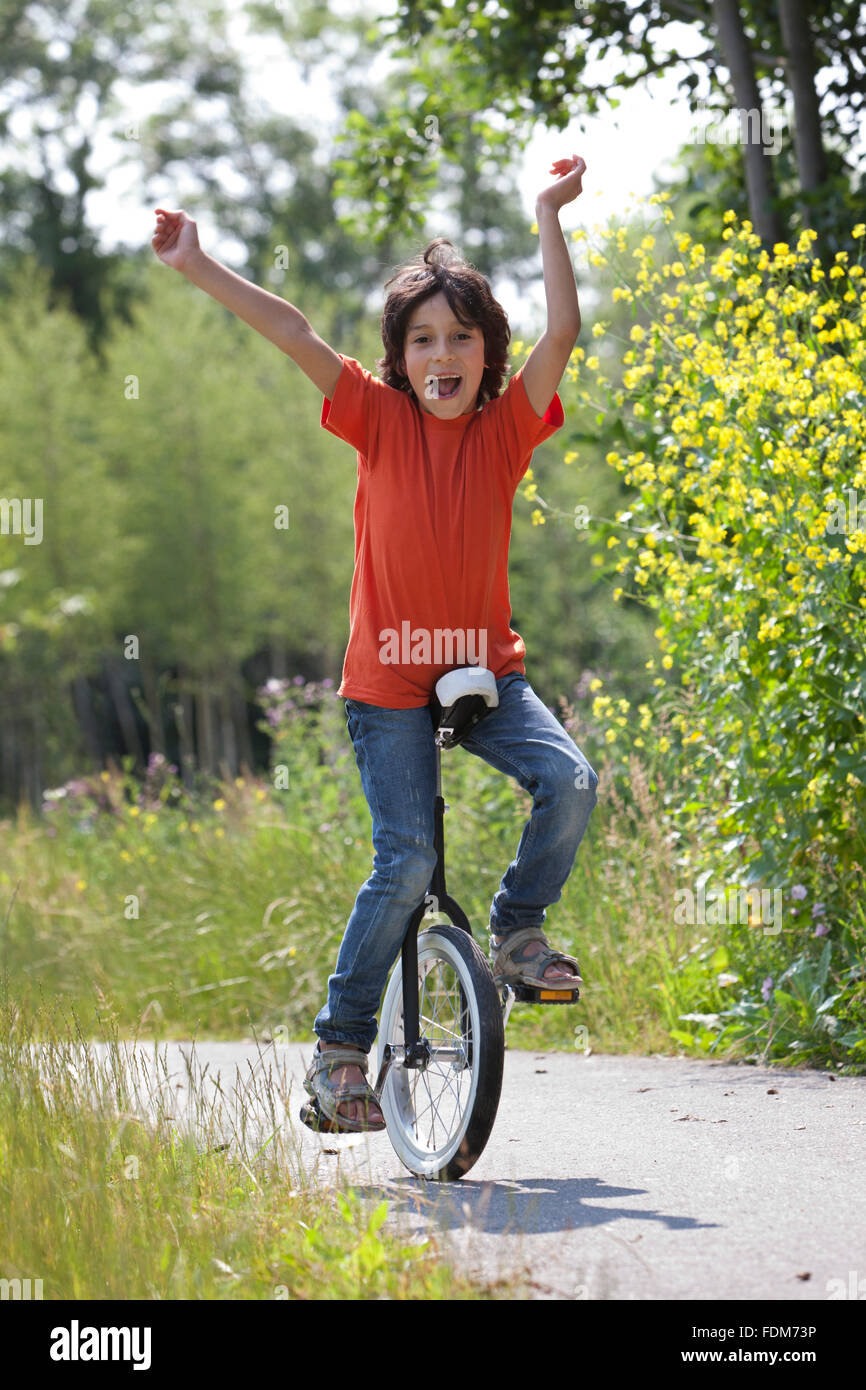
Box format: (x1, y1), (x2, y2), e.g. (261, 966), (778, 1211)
(0, 999), (513, 1299)
(1, 680), (862, 1067)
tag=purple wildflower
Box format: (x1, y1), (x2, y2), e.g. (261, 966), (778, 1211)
(761, 976), (774, 1002)
(791, 884), (807, 900)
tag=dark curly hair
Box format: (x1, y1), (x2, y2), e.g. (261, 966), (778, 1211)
(376, 238), (511, 406)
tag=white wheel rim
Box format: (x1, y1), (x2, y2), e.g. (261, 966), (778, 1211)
(380, 934), (482, 1172)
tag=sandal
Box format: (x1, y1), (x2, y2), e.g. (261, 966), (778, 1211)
(302, 1042), (387, 1134)
(489, 927), (583, 990)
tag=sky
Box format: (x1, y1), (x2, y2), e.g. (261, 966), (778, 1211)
(50, 0), (863, 333)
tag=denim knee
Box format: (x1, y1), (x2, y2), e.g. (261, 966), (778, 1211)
(371, 840), (437, 901)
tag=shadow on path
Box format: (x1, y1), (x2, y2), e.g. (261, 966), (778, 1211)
(355, 1174), (720, 1237)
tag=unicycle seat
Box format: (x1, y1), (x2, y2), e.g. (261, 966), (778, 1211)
(432, 665), (499, 748)
(432, 668), (580, 1013)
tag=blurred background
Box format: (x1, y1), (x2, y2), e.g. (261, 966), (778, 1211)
(0, 0), (863, 806)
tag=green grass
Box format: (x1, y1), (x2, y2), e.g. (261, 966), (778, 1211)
(1, 693), (863, 1069)
(0, 999), (516, 1300)
(2, 698), (863, 1300)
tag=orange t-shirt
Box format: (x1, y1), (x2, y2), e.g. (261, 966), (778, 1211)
(321, 354), (564, 707)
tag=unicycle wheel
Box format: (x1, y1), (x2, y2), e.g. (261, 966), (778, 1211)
(377, 925), (504, 1181)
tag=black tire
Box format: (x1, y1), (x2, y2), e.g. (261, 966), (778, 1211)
(377, 925), (504, 1181)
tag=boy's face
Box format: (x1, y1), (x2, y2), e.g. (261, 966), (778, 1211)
(399, 291), (485, 416)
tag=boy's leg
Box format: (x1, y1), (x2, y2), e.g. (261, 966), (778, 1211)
(460, 671), (598, 981)
(313, 698), (437, 1060)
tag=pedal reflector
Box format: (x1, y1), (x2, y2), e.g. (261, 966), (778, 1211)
(539, 988), (574, 1000)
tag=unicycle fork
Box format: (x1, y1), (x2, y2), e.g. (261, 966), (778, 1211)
(373, 684), (504, 1180)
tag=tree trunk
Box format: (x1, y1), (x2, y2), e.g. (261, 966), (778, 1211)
(234, 683), (254, 774)
(218, 682), (238, 779)
(139, 650), (167, 756)
(196, 673), (217, 779)
(711, 0), (785, 246)
(71, 673), (103, 766)
(105, 657), (145, 768)
(174, 661), (197, 791)
(778, 0), (827, 197)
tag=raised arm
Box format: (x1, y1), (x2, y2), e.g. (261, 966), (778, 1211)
(521, 155), (585, 418)
(151, 208), (343, 398)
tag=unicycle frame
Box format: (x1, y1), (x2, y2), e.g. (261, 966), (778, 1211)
(373, 727), (471, 1092)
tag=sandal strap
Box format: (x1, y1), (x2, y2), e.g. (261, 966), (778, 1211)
(303, 1043), (384, 1132)
(491, 927), (552, 963)
(490, 927), (582, 984)
(308, 1043), (369, 1078)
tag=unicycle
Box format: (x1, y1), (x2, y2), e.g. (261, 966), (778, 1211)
(374, 666), (505, 1181)
(301, 665), (582, 1180)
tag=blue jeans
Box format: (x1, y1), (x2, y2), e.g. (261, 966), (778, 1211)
(313, 671), (599, 1052)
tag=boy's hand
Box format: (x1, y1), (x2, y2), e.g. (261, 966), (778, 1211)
(152, 208), (200, 272)
(536, 154), (586, 213)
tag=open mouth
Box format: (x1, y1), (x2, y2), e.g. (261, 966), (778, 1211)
(435, 375), (461, 399)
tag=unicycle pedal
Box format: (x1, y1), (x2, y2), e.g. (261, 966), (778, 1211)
(299, 1097), (329, 1132)
(499, 981), (580, 1026)
(512, 982), (580, 1004)
(298, 1097), (349, 1134)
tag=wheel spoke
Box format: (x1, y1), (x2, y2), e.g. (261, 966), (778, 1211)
(378, 929), (502, 1177)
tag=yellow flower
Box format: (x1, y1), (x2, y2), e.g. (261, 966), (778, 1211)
(671, 262), (686, 277)
(629, 324), (646, 342)
(604, 728), (617, 744)
(853, 224), (865, 238)
(215, 827), (225, 839)
(563, 452), (578, 465)
(75, 879), (86, 892)
(589, 678), (603, 692)
(100, 771), (110, 783)
(213, 798), (226, 811)
(723, 210), (737, 224)
(128, 805), (140, 818)
(531, 508), (545, 525)
(524, 482), (538, 502)
(657, 736), (670, 753)
(661, 654), (674, 669)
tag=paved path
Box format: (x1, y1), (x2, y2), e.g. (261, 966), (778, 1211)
(76, 1041), (864, 1300)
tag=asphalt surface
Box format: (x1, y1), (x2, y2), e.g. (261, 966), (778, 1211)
(70, 1040), (865, 1301)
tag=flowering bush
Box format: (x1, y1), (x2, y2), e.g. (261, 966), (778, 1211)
(41, 753), (188, 829)
(559, 199), (865, 907)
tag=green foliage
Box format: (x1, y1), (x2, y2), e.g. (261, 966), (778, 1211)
(0, 999), (505, 1299)
(561, 201), (866, 909)
(3, 687), (863, 1068)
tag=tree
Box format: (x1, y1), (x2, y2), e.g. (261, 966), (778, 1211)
(337, 0), (866, 251)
